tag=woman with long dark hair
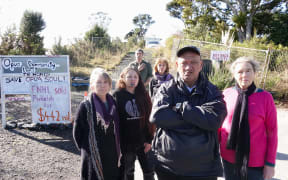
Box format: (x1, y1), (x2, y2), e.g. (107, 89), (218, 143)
(113, 67), (155, 180)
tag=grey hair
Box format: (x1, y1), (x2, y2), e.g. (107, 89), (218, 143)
(89, 68), (112, 93)
(230, 56), (260, 74)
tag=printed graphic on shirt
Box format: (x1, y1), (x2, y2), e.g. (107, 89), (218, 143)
(125, 99), (141, 120)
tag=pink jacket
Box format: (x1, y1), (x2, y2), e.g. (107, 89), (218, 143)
(219, 87), (278, 167)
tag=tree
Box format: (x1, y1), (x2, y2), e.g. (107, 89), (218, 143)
(254, 11), (288, 46)
(166, 0), (229, 42)
(84, 24), (111, 49)
(19, 10), (46, 54)
(132, 14), (155, 38)
(88, 11), (111, 30)
(50, 37), (71, 55)
(0, 25), (21, 55)
(166, 0), (287, 42)
(125, 14), (155, 40)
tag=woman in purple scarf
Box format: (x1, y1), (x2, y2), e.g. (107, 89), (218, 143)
(73, 68), (121, 180)
(149, 58), (174, 98)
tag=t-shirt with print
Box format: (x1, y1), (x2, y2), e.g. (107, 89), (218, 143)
(113, 89), (150, 152)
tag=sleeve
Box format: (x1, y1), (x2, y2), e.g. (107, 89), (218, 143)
(149, 79), (153, 97)
(264, 93), (278, 166)
(147, 62), (153, 78)
(72, 102), (88, 150)
(129, 62), (136, 69)
(181, 86), (227, 132)
(144, 124), (154, 144)
(149, 83), (188, 129)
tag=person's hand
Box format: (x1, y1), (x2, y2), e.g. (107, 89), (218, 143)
(144, 143), (151, 153)
(263, 165), (275, 180)
(138, 63), (146, 72)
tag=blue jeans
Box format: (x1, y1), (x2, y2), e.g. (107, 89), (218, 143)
(223, 160), (264, 180)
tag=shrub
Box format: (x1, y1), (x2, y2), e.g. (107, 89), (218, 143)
(208, 67), (234, 90)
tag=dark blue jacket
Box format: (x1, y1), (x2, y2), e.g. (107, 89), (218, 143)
(150, 74), (227, 177)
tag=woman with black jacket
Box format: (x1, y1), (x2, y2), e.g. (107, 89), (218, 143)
(113, 67), (155, 180)
(73, 68), (121, 180)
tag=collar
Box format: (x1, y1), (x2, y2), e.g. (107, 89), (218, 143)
(185, 84), (196, 93)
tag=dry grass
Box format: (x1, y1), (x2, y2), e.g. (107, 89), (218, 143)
(70, 52), (125, 77)
(264, 70), (288, 100)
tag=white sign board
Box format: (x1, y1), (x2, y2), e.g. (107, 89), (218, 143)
(210, 50), (230, 61)
(0, 56), (71, 127)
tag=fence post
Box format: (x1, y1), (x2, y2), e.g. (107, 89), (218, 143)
(262, 48), (272, 89)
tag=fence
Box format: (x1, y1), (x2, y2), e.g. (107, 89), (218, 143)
(172, 39), (271, 89)
(264, 49), (288, 95)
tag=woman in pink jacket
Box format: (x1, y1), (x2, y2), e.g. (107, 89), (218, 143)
(219, 57), (278, 180)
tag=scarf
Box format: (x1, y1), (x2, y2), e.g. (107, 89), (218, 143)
(226, 82), (256, 180)
(92, 93), (121, 166)
(155, 72), (173, 84)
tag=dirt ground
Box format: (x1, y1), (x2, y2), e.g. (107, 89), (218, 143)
(0, 91), (83, 180)
(1, 91), (287, 180)
(0, 52), (137, 180)
(0, 51), (287, 179)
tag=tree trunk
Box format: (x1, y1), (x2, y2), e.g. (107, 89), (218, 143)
(246, 14), (254, 40)
(237, 28), (246, 43)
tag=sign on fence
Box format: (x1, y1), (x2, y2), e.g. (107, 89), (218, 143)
(210, 50), (230, 61)
(0, 56), (71, 128)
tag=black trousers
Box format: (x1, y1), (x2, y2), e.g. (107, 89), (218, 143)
(155, 168), (217, 180)
(120, 146), (155, 180)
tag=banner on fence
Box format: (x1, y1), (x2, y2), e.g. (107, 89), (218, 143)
(0, 56), (71, 126)
(210, 50), (230, 61)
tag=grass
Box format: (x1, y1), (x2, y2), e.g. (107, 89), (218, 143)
(70, 52), (126, 77)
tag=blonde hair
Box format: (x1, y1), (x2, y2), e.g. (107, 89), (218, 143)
(89, 68), (112, 94)
(153, 58), (170, 74)
(230, 56), (260, 74)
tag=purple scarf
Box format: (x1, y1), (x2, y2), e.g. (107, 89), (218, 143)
(155, 72), (173, 84)
(92, 93), (121, 165)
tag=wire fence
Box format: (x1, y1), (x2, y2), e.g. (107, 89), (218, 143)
(171, 39), (277, 89)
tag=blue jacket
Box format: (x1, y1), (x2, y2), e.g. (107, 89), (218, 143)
(150, 74), (227, 177)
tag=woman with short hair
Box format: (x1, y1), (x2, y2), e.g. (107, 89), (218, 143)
(73, 68), (121, 180)
(219, 57), (278, 180)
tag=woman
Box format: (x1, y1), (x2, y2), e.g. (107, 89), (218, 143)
(149, 58), (173, 98)
(113, 67), (155, 180)
(219, 57), (278, 180)
(73, 68), (121, 180)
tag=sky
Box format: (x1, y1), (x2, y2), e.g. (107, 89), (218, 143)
(0, 0), (184, 49)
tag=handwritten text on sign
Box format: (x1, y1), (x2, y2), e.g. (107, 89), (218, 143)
(210, 50), (230, 61)
(31, 83), (71, 123)
(0, 56), (71, 124)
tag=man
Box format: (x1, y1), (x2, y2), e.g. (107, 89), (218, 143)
(129, 49), (153, 87)
(150, 46), (227, 180)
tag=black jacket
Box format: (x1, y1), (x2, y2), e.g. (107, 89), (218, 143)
(149, 73), (174, 98)
(150, 74), (227, 177)
(73, 95), (119, 180)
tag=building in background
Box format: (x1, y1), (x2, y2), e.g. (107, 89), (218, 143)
(145, 37), (162, 48)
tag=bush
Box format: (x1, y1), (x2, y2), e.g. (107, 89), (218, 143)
(208, 67), (234, 90)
